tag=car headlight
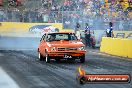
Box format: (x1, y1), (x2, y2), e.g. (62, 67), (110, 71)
(78, 46), (85, 50)
(51, 47), (56, 51)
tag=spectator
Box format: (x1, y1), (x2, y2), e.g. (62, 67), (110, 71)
(16, 0), (22, 6)
(0, 0), (3, 6)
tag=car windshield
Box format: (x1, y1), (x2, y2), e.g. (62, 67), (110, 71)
(46, 33), (77, 42)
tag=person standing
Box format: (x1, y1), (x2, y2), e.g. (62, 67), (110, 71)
(85, 23), (90, 30)
(85, 30), (90, 47)
(75, 22), (81, 39)
(106, 22), (113, 37)
(109, 22), (113, 37)
(84, 23), (91, 47)
(75, 22), (80, 33)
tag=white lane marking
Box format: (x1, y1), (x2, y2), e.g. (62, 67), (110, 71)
(0, 67), (20, 88)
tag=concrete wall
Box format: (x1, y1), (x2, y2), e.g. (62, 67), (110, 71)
(0, 22), (63, 37)
(100, 37), (132, 58)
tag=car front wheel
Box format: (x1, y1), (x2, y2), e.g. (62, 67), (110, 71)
(45, 53), (50, 63)
(38, 52), (45, 61)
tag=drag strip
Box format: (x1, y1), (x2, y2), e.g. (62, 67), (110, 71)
(0, 50), (132, 88)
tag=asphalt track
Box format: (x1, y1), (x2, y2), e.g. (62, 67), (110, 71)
(0, 37), (132, 88)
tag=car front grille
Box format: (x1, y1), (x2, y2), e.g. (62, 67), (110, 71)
(58, 47), (77, 51)
(58, 48), (65, 51)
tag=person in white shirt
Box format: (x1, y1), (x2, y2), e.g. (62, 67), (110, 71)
(75, 22), (81, 39)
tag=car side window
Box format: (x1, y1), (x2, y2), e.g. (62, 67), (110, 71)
(40, 34), (46, 42)
(45, 34), (49, 41)
(45, 34), (51, 41)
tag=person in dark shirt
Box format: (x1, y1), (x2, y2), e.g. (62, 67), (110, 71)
(109, 22), (113, 37)
(85, 30), (91, 47)
(106, 22), (113, 37)
(85, 23), (90, 30)
(84, 23), (91, 47)
(75, 22), (80, 33)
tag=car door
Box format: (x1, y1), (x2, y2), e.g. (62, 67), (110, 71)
(39, 34), (46, 56)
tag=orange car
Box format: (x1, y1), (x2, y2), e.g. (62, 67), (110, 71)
(38, 32), (86, 63)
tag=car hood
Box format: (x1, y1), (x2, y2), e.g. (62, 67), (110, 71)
(47, 40), (84, 47)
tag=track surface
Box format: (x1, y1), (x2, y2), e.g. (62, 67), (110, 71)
(0, 50), (132, 88)
(0, 37), (132, 88)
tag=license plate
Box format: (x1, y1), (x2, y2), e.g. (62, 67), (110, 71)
(64, 54), (72, 58)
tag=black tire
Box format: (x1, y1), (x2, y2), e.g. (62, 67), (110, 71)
(38, 52), (45, 61)
(80, 55), (85, 63)
(45, 53), (50, 63)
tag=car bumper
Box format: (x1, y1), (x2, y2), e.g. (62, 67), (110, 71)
(48, 51), (86, 57)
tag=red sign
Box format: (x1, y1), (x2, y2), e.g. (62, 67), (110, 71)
(77, 66), (131, 84)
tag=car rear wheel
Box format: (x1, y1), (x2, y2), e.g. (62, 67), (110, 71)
(80, 55), (85, 63)
(38, 52), (44, 61)
(45, 53), (50, 63)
